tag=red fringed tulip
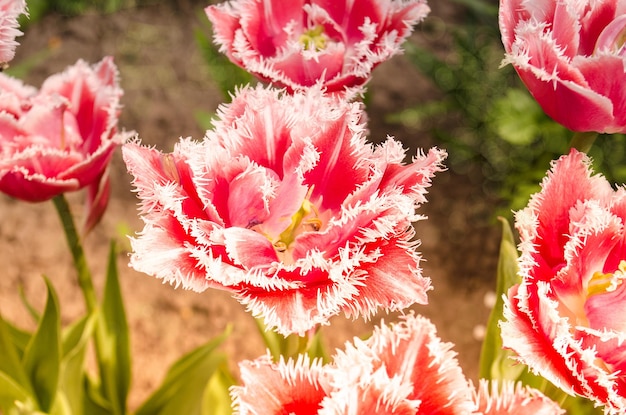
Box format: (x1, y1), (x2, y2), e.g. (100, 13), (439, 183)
(232, 314), (475, 414)
(499, 0), (626, 133)
(233, 354), (331, 414)
(0, 57), (132, 230)
(0, 0), (26, 65)
(501, 149), (626, 414)
(205, 0), (429, 96)
(123, 85), (446, 336)
(325, 313), (475, 414)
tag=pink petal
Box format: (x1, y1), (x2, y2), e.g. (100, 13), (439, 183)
(221, 227), (278, 269)
(82, 169), (110, 235)
(0, 168), (79, 202)
(0, 0), (26, 64)
(472, 380), (564, 415)
(348, 235), (431, 317)
(585, 280), (626, 333)
(327, 313), (475, 414)
(501, 283), (584, 396)
(232, 354), (331, 415)
(575, 55), (626, 130)
(518, 149), (612, 281)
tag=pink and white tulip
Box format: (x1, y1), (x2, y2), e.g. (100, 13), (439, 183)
(233, 354), (332, 414)
(0, 0), (26, 65)
(232, 314), (475, 414)
(0, 57), (132, 230)
(123, 85), (446, 336)
(501, 149), (626, 413)
(499, 0), (626, 133)
(205, 0), (429, 96)
(323, 313), (475, 414)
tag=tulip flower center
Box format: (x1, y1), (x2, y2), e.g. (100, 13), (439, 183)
(271, 189), (322, 261)
(299, 25), (327, 51)
(587, 260), (626, 297)
(595, 15), (626, 56)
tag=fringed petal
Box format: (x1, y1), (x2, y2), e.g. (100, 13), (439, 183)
(471, 379), (564, 415)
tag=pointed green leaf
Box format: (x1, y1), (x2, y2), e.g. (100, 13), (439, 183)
(97, 241), (131, 415)
(253, 318), (283, 361)
(135, 326), (232, 415)
(19, 285), (41, 324)
(5, 319), (32, 359)
(50, 391), (72, 415)
(201, 363), (235, 415)
(83, 376), (113, 415)
(58, 314), (97, 415)
(479, 217), (524, 380)
(560, 393), (603, 414)
(0, 371), (33, 412)
(22, 277), (61, 412)
(253, 317), (313, 361)
(61, 315), (90, 359)
(306, 330), (330, 364)
(0, 312), (32, 395)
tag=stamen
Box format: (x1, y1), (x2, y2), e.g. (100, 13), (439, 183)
(587, 260), (626, 297)
(274, 188), (322, 253)
(299, 25), (327, 51)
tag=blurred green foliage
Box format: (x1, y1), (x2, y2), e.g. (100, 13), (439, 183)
(193, 10), (255, 129)
(194, 15), (255, 101)
(395, 0), (626, 214)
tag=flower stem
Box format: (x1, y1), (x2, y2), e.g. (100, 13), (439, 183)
(569, 131), (598, 153)
(52, 194), (97, 312)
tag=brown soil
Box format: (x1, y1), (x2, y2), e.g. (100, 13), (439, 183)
(1, 1), (501, 409)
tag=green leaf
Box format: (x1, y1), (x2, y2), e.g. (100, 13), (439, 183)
(83, 377), (112, 415)
(22, 277), (61, 412)
(253, 318), (283, 361)
(478, 217), (524, 380)
(58, 314), (97, 415)
(253, 318), (317, 361)
(0, 371), (33, 412)
(18, 285), (41, 324)
(201, 363), (236, 415)
(61, 315), (90, 359)
(97, 241), (131, 415)
(4, 319), (31, 359)
(135, 326), (232, 415)
(306, 329), (330, 364)
(560, 393), (603, 414)
(50, 391), (72, 415)
(0, 312), (32, 397)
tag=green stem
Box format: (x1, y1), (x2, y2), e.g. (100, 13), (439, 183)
(52, 194), (97, 312)
(569, 131), (598, 153)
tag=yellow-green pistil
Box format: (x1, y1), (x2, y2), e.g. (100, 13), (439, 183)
(273, 197), (321, 253)
(588, 260), (626, 297)
(299, 25), (327, 51)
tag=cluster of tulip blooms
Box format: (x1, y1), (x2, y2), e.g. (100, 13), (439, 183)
(1, 0), (626, 413)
